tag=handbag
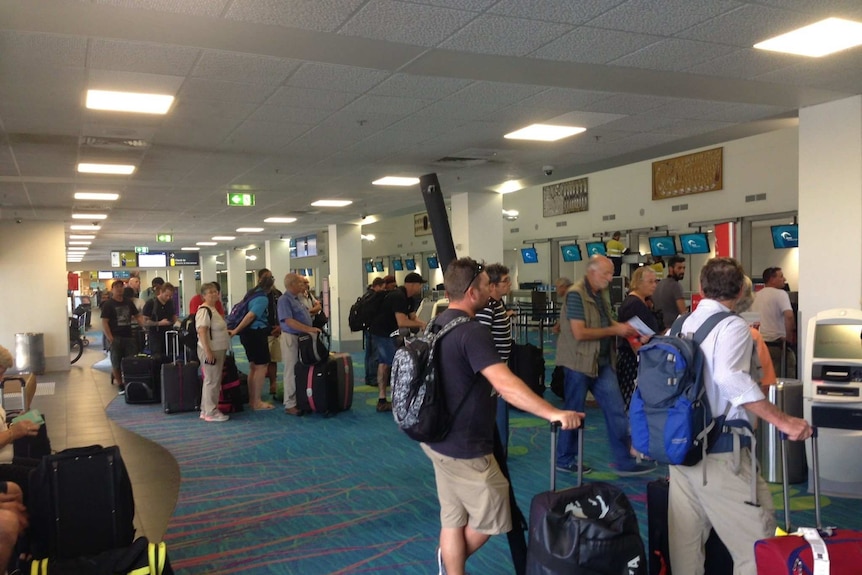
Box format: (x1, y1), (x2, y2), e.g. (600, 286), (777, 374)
(312, 311), (328, 330)
(298, 332), (329, 365)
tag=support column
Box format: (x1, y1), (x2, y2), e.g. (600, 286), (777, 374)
(450, 191), (503, 265)
(264, 239), (292, 279)
(200, 253), (218, 286)
(226, 249), (248, 309)
(179, 268), (197, 315)
(327, 223), (363, 352)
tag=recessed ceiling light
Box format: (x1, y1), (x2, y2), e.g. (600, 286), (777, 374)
(70, 224), (101, 231)
(86, 89), (175, 114)
(264, 217), (297, 223)
(754, 17), (862, 57)
(372, 177), (420, 186)
(311, 199), (353, 207)
(212, 236), (235, 241)
(77, 163), (136, 175)
(68, 241), (92, 245)
(74, 192), (119, 201)
(67, 247), (88, 251)
(196, 241), (217, 246)
(72, 213), (108, 220)
(504, 124), (586, 141)
(236, 227), (264, 233)
(69, 235), (96, 240)
(496, 180), (524, 194)
(181, 247), (200, 251)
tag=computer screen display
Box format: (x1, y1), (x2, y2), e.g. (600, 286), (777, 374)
(585, 241), (607, 257)
(427, 256), (439, 269)
(392, 259), (403, 271)
(521, 247), (538, 264)
(648, 236), (677, 257)
(405, 258), (416, 271)
(374, 261), (384, 272)
(364, 262), (374, 273)
(560, 244), (582, 262)
(679, 233), (710, 255)
(771, 225), (798, 249)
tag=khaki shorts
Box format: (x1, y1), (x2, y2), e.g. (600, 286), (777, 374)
(420, 443), (511, 535)
(268, 335), (282, 362)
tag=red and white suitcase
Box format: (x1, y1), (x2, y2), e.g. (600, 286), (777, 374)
(754, 429), (862, 574)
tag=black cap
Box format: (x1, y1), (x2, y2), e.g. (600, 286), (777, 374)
(403, 272), (427, 284)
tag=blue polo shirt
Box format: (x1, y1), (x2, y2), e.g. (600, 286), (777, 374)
(277, 291), (312, 335)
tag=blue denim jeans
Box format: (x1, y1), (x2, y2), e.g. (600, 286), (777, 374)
(364, 330), (379, 385)
(556, 365), (632, 468)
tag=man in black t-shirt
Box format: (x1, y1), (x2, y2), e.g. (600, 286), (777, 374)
(141, 282), (178, 358)
(423, 257), (583, 575)
(101, 280), (145, 394)
(368, 273), (426, 412)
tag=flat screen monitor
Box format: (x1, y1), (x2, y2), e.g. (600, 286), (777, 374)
(138, 252), (167, 267)
(521, 247), (538, 264)
(679, 233), (710, 255)
(364, 262), (374, 273)
(374, 261), (384, 272)
(561, 244), (582, 262)
(648, 236), (677, 257)
(98, 271), (113, 280)
(405, 258), (416, 271)
(427, 256), (439, 269)
(392, 259), (403, 271)
(771, 224), (798, 249)
(585, 241), (607, 257)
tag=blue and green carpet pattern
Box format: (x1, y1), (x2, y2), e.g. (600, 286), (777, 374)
(104, 337), (861, 574)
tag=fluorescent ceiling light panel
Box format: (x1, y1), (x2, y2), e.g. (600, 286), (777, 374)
(311, 199), (353, 207)
(70, 224), (101, 231)
(497, 180), (524, 194)
(754, 18), (862, 57)
(67, 247), (88, 251)
(77, 163), (136, 175)
(86, 89), (174, 114)
(212, 236), (235, 241)
(72, 213), (108, 220)
(196, 241), (217, 246)
(236, 227), (264, 233)
(264, 217), (297, 223)
(69, 235), (96, 240)
(68, 241), (92, 245)
(372, 177), (420, 186)
(181, 247), (200, 251)
(504, 124), (586, 141)
(74, 192), (119, 201)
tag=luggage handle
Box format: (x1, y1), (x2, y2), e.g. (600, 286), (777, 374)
(549, 422), (584, 491)
(165, 330), (180, 363)
(779, 428), (822, 532)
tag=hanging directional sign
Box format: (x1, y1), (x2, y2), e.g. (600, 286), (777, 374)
(156, 234), (173, 242)
(227, 192), (255, 207)
(134, 246), (149, 254)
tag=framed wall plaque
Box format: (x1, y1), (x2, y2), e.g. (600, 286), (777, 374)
(414, 212), (432, 236)
(543, 177), (589, 217)
(652, 147), (723, 200)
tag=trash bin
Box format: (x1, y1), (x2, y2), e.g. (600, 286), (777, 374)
(756, 379), (806, 483)
(15, 332), (45, 375)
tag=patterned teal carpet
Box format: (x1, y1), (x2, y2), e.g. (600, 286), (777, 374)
(103, 340), (862, 574)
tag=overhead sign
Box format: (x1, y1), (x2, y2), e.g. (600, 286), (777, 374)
(169, 252), (199, 266)
(110, 251), (137, 268)
(156, 234), (173, 242)
(227, 193), (255, 207)
(134, 246), (149, 254)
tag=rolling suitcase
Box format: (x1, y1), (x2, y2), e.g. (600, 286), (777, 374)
(646, 477), (733, 575)
(754, 429), (862, 574)
(28, 445), (136, 560)
(508, 342), (545, 399)
(218, 352), (246, 414)
(161, 331), (202, 414)
(526, 424), (647, 575)
(122, 355), (161, 404)
(295, 353), (353, 415)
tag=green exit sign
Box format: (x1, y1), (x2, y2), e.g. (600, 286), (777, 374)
(156, 234), (173, 242)
(134, 246), (149, 254)
(227, 193), (255, 207)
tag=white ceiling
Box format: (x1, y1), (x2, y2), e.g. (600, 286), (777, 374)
(1, 0), (861, 263)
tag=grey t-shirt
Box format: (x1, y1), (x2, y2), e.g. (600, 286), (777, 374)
(653, 277), (683, 330)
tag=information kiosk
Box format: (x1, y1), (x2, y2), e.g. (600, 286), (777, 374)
(803, 308), (862, 499)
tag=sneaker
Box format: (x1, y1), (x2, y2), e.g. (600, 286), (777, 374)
(284, 406), (303, 416)
(376, 400), (392, 413)
(615, 460), (658, 477)
(555, 461), (592, 475)
(436, 547), (446, 575)
(118, 385), (125, 396)
(204, 412), (230, 422)
(200, 412), (206, 420)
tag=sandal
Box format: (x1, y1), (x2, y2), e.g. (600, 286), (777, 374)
(252, 402), (274, 410)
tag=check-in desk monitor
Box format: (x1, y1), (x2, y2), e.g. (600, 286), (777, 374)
(804, 308), (862, 499)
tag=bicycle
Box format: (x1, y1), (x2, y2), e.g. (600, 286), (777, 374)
(69, 315), (85, 364)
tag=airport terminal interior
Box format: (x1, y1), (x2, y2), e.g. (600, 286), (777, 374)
(3, 1), (862, 573)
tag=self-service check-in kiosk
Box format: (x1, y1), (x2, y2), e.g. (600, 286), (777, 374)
(804, 308), (862, 499)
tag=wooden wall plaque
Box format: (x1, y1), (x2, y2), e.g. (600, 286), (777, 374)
(652, 147), (723, 200)
(543, 177), (589, 217)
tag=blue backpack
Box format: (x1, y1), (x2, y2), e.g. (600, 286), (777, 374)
(225, 289), (266, 331)
(629, 311), (732, 466)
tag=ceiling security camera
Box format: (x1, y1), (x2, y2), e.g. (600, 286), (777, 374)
(15, 218), (22, 224)
(543, 165), (554, 176)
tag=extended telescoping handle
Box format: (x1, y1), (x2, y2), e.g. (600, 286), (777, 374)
(550, 422), (584, 492)
(779, 427), (820, 531)
(165, 329), (181, 363)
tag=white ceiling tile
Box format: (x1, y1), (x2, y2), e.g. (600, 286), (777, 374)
(286, 63), (390, 93)
(266, 86), (359, 110)
(697, 103), (793, 123)
(530, 26), (660, 64)
(645, 99), (736, 120)
(489, 0), (626, 25)
(224, 0), (366, 32)
(0, 31), (88, 69)
(221, 120), (310, 152)
(439, 15), (572, 56)
(87, 69), (186, 95)
(657, 119), (736, 137)
(0, 67), (87, 107)
(370, 74), (473, 99)
(414, 99), (504, 120)
(339, 0), (477, 47)
(387, 114), (468, 136)
(87, 39), (200, 76)
(0, 104), (84, 136)
(169, 99), (259, 123)
(547, 110), (634, 129)
(447, 82), (547, 107)
(755, 0), (862, 19)
(585, 0), (743, 35)
(340, 95), (431, 116)
(609, 38), (739, 72)
(93, 0), (231, 17)
(677, 4), (817, 48)
(247, 104), (330, 125)
(192, 51), (301, 85)
(683, 48), (801, 80)
(177, 78), (277, 104)
(517, 88), (608, 112)
(581, 94), (677, 115)
(406, 0), (495, 10)
(598, 114), (676, 133)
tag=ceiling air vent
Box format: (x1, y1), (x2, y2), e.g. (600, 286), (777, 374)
(431, 156), (489, 168)
(79, 136), (150, 151)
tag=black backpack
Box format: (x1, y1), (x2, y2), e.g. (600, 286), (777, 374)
(179, 307), (212, 350)
(348, 290), (386, 332)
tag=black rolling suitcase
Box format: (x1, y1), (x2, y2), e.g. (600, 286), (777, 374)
(122, 355), (161, 404)
(526, 424), (647, 575)
(646, 477), (733, 575)
(28, 445), (135, 560)
(161, 331), (202, 414)
(508, 342), (545, 398)
(295, 353), (353, 415)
